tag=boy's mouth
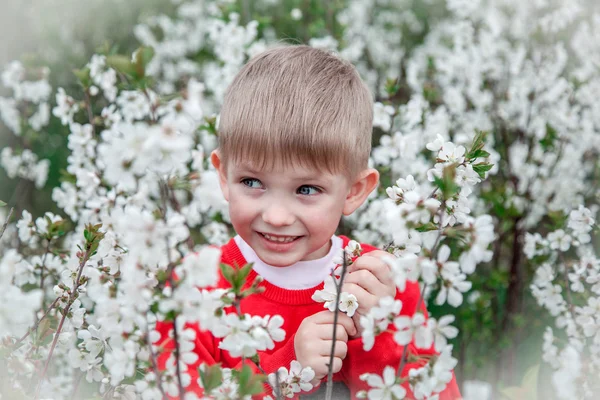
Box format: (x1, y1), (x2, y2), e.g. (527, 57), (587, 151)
(258, 232), (301, 243)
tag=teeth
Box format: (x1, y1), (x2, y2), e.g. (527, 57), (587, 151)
(262, 233), (298, 243)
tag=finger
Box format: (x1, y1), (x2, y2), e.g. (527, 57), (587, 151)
(329, 357), (343, 374)
(341, 282), (376, 313)
(333, 312), (358, 337)
(314, 324), (349, 342)
(350, 255), (394, 286)
(345, 269), (386, 295)
(317, 340), (348, 359)
(315, 312), (357, 337)
(309, 310), (340, 324)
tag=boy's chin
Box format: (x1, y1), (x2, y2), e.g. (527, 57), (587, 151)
(254, 251), (302, 268)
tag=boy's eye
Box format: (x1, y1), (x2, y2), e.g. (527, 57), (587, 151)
(297, 185), (321, 196)
(241, 178), (263, 189)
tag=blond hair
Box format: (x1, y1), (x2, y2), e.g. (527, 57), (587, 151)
(217, 45), (373, 179)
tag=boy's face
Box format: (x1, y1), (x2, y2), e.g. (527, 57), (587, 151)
(211, 151), (379, 267)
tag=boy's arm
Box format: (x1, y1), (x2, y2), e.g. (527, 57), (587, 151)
(340, 281), (462, 400)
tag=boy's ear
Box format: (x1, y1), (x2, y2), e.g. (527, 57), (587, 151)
(210, 150), (230, 201)
(342, 168), (380, 216)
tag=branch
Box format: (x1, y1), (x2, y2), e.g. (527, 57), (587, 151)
(325, 252), (350, 400)
(10, 297), (60, 353)
(0, 207), (14, 241)
(159, 179), (185, 397)
(396, 204), (445, 378)
(34, 242), (95, 399)
(145, 328), (168, 400)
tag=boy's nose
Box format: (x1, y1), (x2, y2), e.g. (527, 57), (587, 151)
(262, 203), (295, 227)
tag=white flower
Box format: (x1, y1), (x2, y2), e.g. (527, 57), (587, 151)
(429, 315), (459, 352)
(312, 276), (360, 317)
(312, 275), (339, 312)
(345, 240), (363, 259)
(339, 292), (359, 317)
(359, 366), (406, 400)
(547, 229), (572, 252)
(393, 312), (433, 349)
(177, 246), (221, 288)
(290, 8), (303, 20)
(438, 142), (466, 164)
(269, 360), (315, 398)
(373, 102), (396, 132)
(361, 297), (402, 351)
(53, 88), (79, 125)
(426, 134), (445, 152)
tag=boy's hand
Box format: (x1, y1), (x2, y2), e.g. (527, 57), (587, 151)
(341, 250), (397, 338)
(294, 310), (357, 386)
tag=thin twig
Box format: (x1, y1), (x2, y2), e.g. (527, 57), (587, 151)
(38, 239), (53, 311)
(0, 207), (14, 241)
(257, 363), (281, 400)
(160, 179), (185, 397)
(396, 206), (445, 378)
(397, 282), (428, 377)
(11, 297), (60, 352)
(145, 328), (168, 400)
(34, 242), (95, 399)
(325, 252), (349, 400)
(274, 369), (282, 400)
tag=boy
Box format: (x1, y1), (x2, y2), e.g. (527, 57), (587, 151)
(159, 45), (461, 399)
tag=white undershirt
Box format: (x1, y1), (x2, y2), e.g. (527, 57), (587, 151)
(234, 235), (343, 290)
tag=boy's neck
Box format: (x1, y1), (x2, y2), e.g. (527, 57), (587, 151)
(233, 235), (342, 290)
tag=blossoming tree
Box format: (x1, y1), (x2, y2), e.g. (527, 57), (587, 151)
(0, 0), (598, 399)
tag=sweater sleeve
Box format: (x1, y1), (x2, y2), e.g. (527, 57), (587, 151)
(155, 320), (309, 399)
(340, 282), (463, 400)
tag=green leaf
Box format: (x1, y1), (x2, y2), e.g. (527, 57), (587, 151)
(385, 78), (400, 97)
(472, 163), (494, 179)
(237, 365), (265, 397)
(220, 263), (236, 286)
(469, 149), (491, 159)
(434, 164), (459, 200)
(0, 200), (6, 207)
(540, 124), (557, 150)
(73, 67), (92, 88)
(235, 263), (254, 289)
(133, 46), (155, 79)
(198, 364), (223, 393)
(106, 55), (137, 77)
(471, 130), (487, 150)
(415, 222), (438, 232)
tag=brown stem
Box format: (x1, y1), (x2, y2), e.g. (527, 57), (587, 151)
(170, 314), (185, 398)
(84, 90), (96, 135)
(146, 329), (168, 400)
(0, 207), (14, 241)
(34, 242), (94, 399)
(11, 297), (60, 353)
(160, 179), (185, 397)
(397, 205), (445, 378)
(38, 239), (53, 311)
(397, 282), (428, 377)
(325, 252), (350, 400)
(498, 217), (523, 386)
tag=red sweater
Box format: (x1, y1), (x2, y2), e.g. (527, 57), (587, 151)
(157, 236), (462, 399)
